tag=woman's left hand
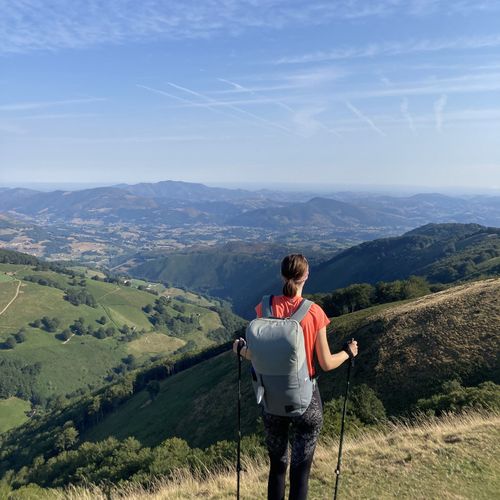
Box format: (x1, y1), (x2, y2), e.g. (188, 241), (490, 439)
(233, 338), (246, 355)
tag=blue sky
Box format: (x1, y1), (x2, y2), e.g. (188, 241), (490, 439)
(1, 0), (500, 191)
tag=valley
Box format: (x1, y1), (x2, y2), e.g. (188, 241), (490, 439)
(1, 183), (499, 498)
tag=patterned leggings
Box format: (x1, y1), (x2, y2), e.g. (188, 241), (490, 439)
(262, 385), (323, 500)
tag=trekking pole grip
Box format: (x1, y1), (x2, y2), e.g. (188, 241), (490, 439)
(342, 338), (356, 367)
(237, 338), (246, 357)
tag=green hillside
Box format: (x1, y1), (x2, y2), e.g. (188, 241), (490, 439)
(1, 279), (498, 495)
(308, 223), (500, 291)
(0, 260), (242, 433)
(4, 412), (498, 499)
(57, 412), (500, 500)
(83, 278), (500, 449)
(127, 224), (500, 316)
(128, 247), (281, 317)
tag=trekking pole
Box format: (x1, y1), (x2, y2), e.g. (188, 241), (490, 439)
(334, 340), (355, 500)
(236, 338), (245, 500)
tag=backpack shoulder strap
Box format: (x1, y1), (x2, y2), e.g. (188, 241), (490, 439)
(261, 295), (274, 318)
(290, 299), (313, 323)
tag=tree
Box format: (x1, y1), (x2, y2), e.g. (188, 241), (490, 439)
(401, 276), (430, 299)
(350, 384), (386, 424)
(146, 380), (161, 401)
(58, 329), (72, 341)
(105, 326), (116, 337)
(41, 316), (60, 333)
(3, 336), (17, 349)
(55, 424), (78, 451)
(14, 331), (27, 343)
(94, 327), (106, 339)
(97, 316), (107, 325)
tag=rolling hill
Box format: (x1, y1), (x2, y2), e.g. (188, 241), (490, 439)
(0, 255), (243, 433)
(229, 196), (406, 229)
(308, 223), (500, 292)
(0, 277), (498, 494)
(127, 223), (500, 317)
(128, 247), (281, 318)
(80, 277), (500, 449)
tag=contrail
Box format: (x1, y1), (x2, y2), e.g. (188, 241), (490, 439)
(166, 81), (295, 135)
(346, 101), (386, 136)
(217, 77), (340, 136)
(137, 84), (250, 124)
(217, 77), (295, 113)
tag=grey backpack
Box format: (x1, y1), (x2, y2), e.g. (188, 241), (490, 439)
(246, 295), (314, 417)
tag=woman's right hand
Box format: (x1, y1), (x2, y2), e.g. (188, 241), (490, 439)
(346, 339), (358, 358)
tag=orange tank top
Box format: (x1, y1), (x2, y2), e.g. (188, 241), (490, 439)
(255, 295), (330, 378)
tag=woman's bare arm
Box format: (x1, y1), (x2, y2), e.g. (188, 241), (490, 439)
(315, 327), (357, 371)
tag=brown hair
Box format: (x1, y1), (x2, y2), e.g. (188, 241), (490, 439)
(281, 254), (309, 297)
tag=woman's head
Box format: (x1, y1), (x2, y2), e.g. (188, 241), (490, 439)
(281, 254), (309, 297)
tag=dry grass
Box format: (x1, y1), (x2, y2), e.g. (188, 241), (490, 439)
(358, 278), (500, 412)
(38, 412), (499, 500)
(376, 278), (500, 319)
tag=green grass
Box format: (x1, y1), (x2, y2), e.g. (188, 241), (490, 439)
(0, 264), (225, 404)
(126, 333), (185, 358)
(1, 322), (127, 397)
(67, 266), (107, 279)
(0, 397), (30, 433)
(0, 280), (18, 314)
(163, 287), (214, 307)
(0, 262), (234, 438)
(0, 272), (15, 283)
(83, 350), (257, 448)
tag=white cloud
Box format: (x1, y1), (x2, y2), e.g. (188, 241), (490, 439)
(400, 98), (416, 134)
(0, 98), (105, 111)
(277, 34), (500, 64)
(433, 94), (448, 132)
(3, 1), (498, 54)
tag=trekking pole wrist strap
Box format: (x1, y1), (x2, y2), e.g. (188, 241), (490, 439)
(342, 343), (354, 359)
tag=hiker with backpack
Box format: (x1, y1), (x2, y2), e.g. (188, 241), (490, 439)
(233, 254), (358, 500)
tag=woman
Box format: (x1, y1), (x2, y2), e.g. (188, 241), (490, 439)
(233, 254), (358, 500)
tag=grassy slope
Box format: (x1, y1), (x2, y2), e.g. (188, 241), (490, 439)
(0, 397), (30, 433)
(0, 264), (227, 431)
(83, 350), (255, 447)
(38, 412), (500, 499)
(84, 279), (500, 449)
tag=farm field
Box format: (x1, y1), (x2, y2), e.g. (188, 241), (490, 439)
(0, 263), (236, 431)
(0, 397), (30, 433)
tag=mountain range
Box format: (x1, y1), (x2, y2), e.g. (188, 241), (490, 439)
(1, 180), (499, 230)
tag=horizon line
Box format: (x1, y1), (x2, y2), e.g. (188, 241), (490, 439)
(1, 179), (499, 196)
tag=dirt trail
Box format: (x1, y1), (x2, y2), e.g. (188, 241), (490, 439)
(62, 333), (75, 344)
(0, 280), (22, 316)
(98, 287), (120, 300)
